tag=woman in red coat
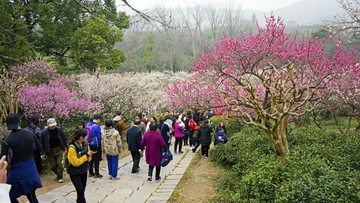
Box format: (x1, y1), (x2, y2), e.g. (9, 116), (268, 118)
(141, 121), (166, 182)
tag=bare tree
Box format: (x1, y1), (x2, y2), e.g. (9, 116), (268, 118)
(205, 3), (224, 43)
(151, 6), (178, 72)
(0, 68), (27, 123)
(222, 2), (242, 37)
(190, 3), (206, 46)
(178, 6), (197, 57)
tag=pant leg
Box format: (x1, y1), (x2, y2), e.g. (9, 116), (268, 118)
(47, 149), (57, 175)
(204, 145), (209, 157)
(148, 165), (154, 177)
(178, 137), (183, 152)
(25, 189), (39, 203)
(94, 145), (101, 175)
(106, 155), (112, 176)
(89, 145), (96, 175)
(174, 137), (179, 152)
(80, 172), (87, 191)
(111, 155), (118, 177)
(155, 166), (161, 180)
(54, 147), (64, 179)
(131, 151), (140, 173)
(34, 153), (42, 174)
(70, 174), (86, 203)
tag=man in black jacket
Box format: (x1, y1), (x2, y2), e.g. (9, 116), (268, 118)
(126, 119), (144, 173)
(41, 118), (67, 183)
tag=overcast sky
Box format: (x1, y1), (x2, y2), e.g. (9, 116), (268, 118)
(121, 0), (302, 11)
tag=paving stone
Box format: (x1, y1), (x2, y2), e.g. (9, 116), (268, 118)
(165, 175), (183, 180)
(155, 189), (174, 193)
(172, 167), (187, 174)
(147, 193), (172, 201)
(147, 200), (166, 203)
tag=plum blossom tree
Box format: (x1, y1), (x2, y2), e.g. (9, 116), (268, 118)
(18, 80), (101, 126)
(77, 70), (171, 123)
(166, 16), (360, 162)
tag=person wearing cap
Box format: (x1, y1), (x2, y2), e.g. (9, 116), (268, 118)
(112, 111), (125, 141)
(41, 118), (68, 183)
(126, 119), (144, 173)
(86, 114), (103, 178)
(1, 113), (43, 202)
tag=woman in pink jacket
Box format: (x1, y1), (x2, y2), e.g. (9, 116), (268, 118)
(172, 116), (184, 154)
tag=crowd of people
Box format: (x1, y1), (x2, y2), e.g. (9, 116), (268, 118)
(0, 108), (228, 203)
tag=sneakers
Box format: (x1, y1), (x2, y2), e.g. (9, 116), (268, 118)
(89, 173), (95, 177)
(147, 176), (152, 181)
(94, 174), (103, 178)
(179, 151), (184, 154)
(109, 175), (112, 180)
(58, 179), (64, 183)
(155, 177), (161, 182)
(174, 151), (177, 154)
(112, 176), (120, 180)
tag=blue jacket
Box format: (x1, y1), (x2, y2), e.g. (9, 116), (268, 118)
(126, 126), (144, 151)
(86, 122), (101, 146)
(214, 131), (228, 146)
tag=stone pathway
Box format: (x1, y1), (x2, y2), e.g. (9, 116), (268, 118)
(34, 145), (195, 203)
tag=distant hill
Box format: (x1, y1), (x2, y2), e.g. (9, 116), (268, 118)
(243, 0), (344, 26)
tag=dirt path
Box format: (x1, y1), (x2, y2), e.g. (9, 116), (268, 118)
(168, 150), (226, 202)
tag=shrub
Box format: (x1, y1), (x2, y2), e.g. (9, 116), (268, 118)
(211, 127), (360, 202)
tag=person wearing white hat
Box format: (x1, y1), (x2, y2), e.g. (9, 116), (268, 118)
(41, 118), (68, 183)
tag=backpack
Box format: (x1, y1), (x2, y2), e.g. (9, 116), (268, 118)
(85, 124), (96, 145)
(62, 145), (75, 168)
(189, 116), (196, 130)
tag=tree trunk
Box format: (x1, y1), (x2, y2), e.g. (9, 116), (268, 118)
(332, 112), (344, 134)
(265, 115), (290, 164)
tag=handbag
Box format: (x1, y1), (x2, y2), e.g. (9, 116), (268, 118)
(160, 149), (173, 167)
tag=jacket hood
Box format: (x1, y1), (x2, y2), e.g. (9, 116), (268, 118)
(102, 128), (118, 138)
(113, 117), (121, 122)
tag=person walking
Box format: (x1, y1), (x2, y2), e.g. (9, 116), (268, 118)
(41, 118), (67, 183)
(146, 117), (157, 132)
(126, 119), (144, 173)
(101, 119), (122, 180)
(27, 115), (44, 175)
(199, 120), (213, 158)
(113, 111), (126, 140)
(67, 129), (95, 203)
(141, 121), (166, 182)
(1, 114), (43, 202)
(173, 116), (184, 154)
(86, 115), (103, 178)
(158, 117), (170, 150)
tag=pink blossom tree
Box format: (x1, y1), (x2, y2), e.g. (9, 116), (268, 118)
(18, 80), (101, 126)
(166, 16), (360, 161)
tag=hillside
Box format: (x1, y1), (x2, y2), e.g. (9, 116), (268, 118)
(242, 0), (344, 26)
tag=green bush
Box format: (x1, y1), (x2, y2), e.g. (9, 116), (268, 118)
(211, 126), (360, 202)
(210, 115), (243, 136)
